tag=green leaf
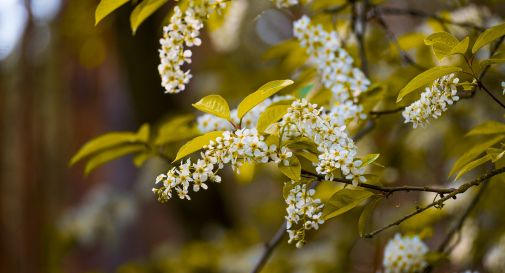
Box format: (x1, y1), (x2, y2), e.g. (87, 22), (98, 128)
(454, 154), (492, 181)
(133, 152), (151, 167)
(95, 0), (130, 25)
(296, 150), (319, 163)
(323, 188), (374, 220)
(473, 22), (505, 53)
(449, 36), (470, 55)
(130, 0), (168, 34)
(70, 132), (144, 166)
(173, 131), (224, 162)
(449, 135), (505, 176)
(154, 115), (198, 146)
(136, 123), (150, 142)
(84, 145), (145, 175)
(358, 196), (382, 237)
(397, 66), (462, 102)
(487, 147), (505, 163)
(480, 58), (505, 68)
(424, 32), (459, 59)
(360, 153), (380, 167)
(425, 252), (448, 264)
(192, 95), (231, 120)
(278, 156), (301, 181)
(466, 121), (505, 136)
(237, 79), (294, 120)
(256, 104), (290, 132)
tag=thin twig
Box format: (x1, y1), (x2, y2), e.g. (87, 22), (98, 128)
(423, 177), (490, 273)
(251, 220), (287, 273)
(301, 170), (456, 196)
(376, 6), (485, 31)
(363, 167), (505, 238)
(369, 107), (405, 117)
(371, 9), (427, 70)
(478, 81), (505, 109)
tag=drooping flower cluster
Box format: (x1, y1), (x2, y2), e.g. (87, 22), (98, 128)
(402, 73), (460, 128)
(293, 16), (371, 102)
(197, 95), (294, 133)
(484, 234), (505, 273)
(285, 182), (324, 248)
(280, 99), (366, 184)
(383, 233), (429, 273)
(153, 128), (293, 201)
(209, 0), (248, 52)
(158, 1), (227, 94)
(271, 0), (298, 8)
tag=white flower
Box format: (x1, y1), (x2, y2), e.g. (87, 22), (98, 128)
(293, 16), (370, 102)
(271, 0), (298, 8)
(153, 128), (292, 201)
(158, 1), (228, 94)
(285, 182), (324, 248)
(402, 73), (461, 128)
(383, 233), (429, 273)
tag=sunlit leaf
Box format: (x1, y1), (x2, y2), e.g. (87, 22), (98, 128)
(173, 131), (224, 162)
(192, 95), (231, 120)
(278, 156), (301, 181)
(480, 58), (505, 68)
(323, 189), (374, 220)
(360, 153), (380, 167)
(455, 154), (492, 180)
(449, 135), (505, 176)
(130, 0), (168, 34)
(424, 32), (459, 59)
(235, 163), (255, 184)
(397, 66), (462, 102)
(70, 132), (144, 166)
(256, 104), (290, 132)
(95, 0), (130, 26)
(358, 196), (382, 237)
(449, 36), (469, 55)
(472, 22), (505, 53)
(84, 145), (145, 175)
(466, 121), (505, 136)
(237, 79), (294, 119)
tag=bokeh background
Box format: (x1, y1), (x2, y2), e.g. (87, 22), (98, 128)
(2, 0), (505, 273)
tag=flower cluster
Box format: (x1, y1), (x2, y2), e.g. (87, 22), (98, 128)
(285, 182), (324, 248)
(158, 0), (227, 94)
(280, 99), (366, 184)
(209, 0), (248, 52)
(293, 16), (371, 102)
(484, 234), (505, 273)
(383, 233), (429, 273)
(402, 73), (460, 128)
(153, 128), (292, 201)
(271, 0), (298, 8)
(197, 95), (294, 133)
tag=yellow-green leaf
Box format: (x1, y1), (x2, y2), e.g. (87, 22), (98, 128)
(130, 0), (168, 33)
(358, 196), (382, 237)
(397, 66), (462, 102)
(487, 147), (505, 163)
(323, 188), (374, 220)
(136, 123), (150, 142)
(278, 156), (301, 181)
(480, 58), (505, 68)
(95, 0), (130, 25)
(449, 135), (505, 176)
(256, 104), (290, 132)
(424, 32), (459, 59)
(454, 154), (492, 181)
(192, 95), (231, 120)
(70, 132), (143, 166)
(473, 22), (505, 53)
(84, 145), (145, 175)
(154, 115), (198, 146)
(361, 153), (380, 167)
(449, 36), (470, 55)
(235, 163), (255, 184)
(237, 79), (294, 120)
(173, 131), (224, 162)
(466, 121), (505, 136)
(133, 152), (151, 167)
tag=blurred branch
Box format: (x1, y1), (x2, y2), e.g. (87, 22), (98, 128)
(369, 107), (405, 117)
(371, 8), (427, 70)
(351, 0), (369, 76)
(477, 37), (505, 109)
(363, 166), (505, 238)
(374, 6), (485, 31)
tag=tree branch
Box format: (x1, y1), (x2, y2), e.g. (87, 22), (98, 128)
(251, 220), (287, 273)
(369, 107), (405, 117)
(363, 166), (505, 238)
(375, 6), (485, 31)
